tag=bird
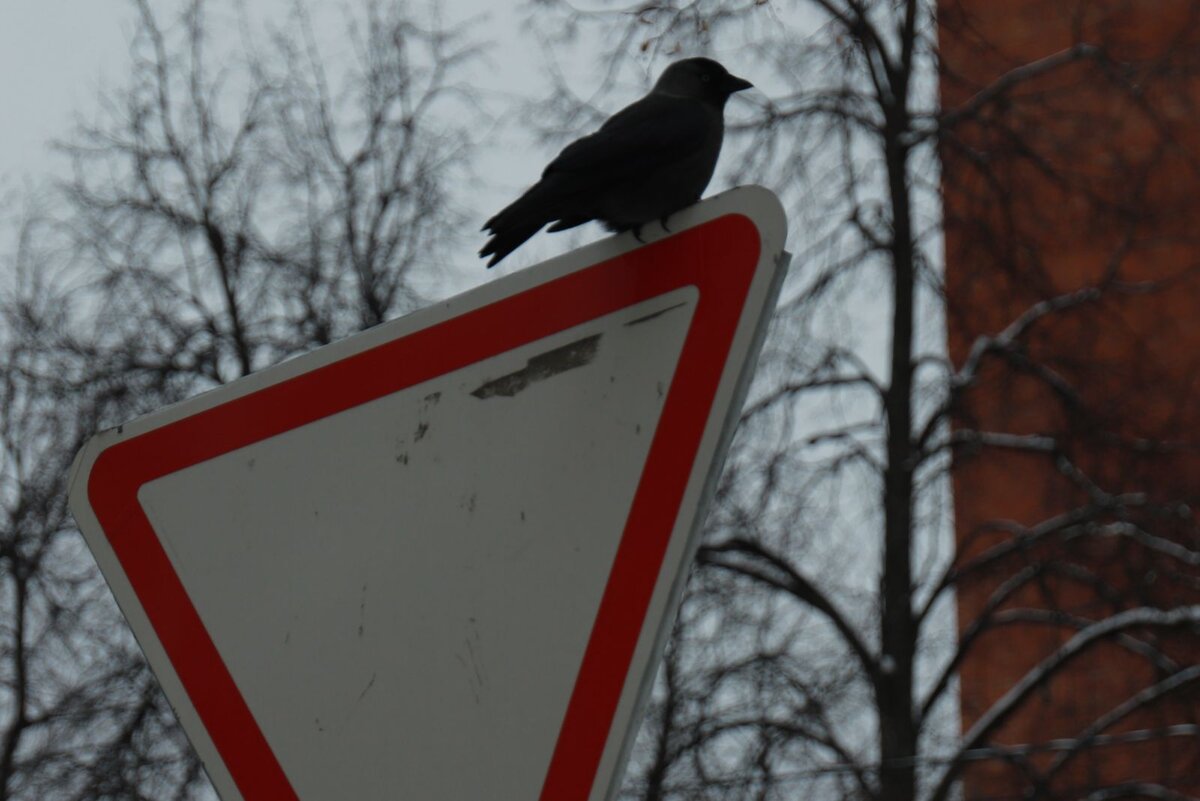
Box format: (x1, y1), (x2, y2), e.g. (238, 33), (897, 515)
(480, 57), (753, 267)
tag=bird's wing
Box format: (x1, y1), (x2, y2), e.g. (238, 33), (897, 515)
(541, 94), (711, 185)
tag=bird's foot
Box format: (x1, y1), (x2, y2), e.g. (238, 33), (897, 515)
(659, 214), (673, 233)
(633, 225), (646, 243)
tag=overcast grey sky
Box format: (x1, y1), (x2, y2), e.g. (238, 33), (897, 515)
(0, 2), (538, 284)
(0, 3), (564, 271)
(0, 3), (132, 189)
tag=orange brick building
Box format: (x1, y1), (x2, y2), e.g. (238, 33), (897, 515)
(939, 1), (1200, 798)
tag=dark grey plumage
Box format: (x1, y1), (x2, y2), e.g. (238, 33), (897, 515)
(480, 58), (752, 267)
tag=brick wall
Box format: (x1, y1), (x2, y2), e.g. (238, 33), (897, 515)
(939, 2), (1200, 797)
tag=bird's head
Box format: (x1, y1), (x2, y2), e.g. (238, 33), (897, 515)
(653, 58), (753, 106)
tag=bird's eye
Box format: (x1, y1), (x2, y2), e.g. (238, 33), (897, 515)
(701, 73), (712, 82)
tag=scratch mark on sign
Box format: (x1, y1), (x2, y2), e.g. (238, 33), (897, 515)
(358, 583), (367, 637)
(470, 334), (601, 399)
(623, 300), (687, 327)
(459, 617), (485, 704)
(356, 672), (377, 703)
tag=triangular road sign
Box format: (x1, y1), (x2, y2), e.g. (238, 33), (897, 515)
(69, 186), (788, 801)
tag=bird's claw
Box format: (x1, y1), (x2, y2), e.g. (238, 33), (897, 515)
(633, 217), (671, 243)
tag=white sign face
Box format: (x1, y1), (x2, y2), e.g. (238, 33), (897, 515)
(139, 290), (696, 799)
(69, 186), (788, 801)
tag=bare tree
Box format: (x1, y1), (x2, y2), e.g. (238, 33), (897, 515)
(1, 208), (208, 800)
(4, 0), (1197, 798)
(521, 1), (1200, 800)
(0, 1), (478, 797)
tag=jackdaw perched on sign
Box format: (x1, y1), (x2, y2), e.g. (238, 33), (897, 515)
(480, 57), (752, 267)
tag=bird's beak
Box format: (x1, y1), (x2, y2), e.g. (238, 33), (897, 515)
(725, 74), (753, 93)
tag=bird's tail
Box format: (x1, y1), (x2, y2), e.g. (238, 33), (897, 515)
(479, 181), (561, 268)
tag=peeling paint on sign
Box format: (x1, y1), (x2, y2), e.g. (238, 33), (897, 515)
(470, 334), (602, 399)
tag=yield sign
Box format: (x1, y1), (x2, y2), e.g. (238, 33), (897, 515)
(69, 186), (788, 801)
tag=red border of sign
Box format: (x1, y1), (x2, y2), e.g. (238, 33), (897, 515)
(87, 214), (762, 801)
